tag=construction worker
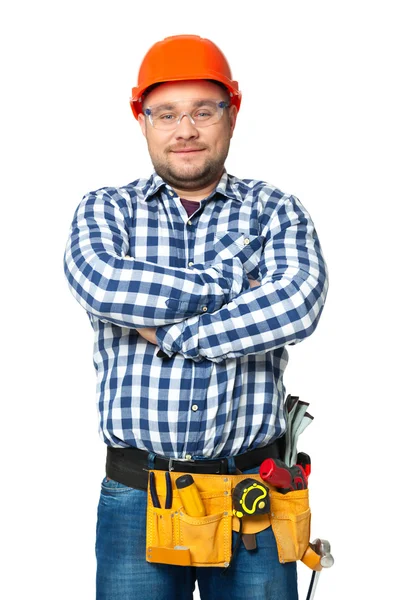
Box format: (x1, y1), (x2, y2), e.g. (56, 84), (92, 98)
(63, 35), (328, 600)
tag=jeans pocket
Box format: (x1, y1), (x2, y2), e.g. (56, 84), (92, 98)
(100, 476), (133, 494)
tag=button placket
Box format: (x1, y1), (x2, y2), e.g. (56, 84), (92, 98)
(184, 210), (198, 273)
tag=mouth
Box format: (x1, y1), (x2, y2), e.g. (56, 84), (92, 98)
(170, 148), (206, 154)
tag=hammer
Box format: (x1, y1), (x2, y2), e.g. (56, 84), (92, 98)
(305, 538), (334, 600)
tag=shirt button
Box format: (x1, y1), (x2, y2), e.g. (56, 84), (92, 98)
(187, 220), (192, 225)
(188, 261), (194, 267)
(202, 306), (208, 312)
(191, 404), (199, 412)
(169, 191), (174, 197)
(244, 238), (250, 245)
(185, 454), (192, 460)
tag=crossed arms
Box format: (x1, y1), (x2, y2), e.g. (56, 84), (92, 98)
(64, 188), (328, 363)
(137, 277), (260, 347)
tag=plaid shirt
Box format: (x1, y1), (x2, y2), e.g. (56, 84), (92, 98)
(64, 170), (328, 459)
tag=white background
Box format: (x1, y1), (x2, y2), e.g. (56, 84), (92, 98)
(1, 1), (399, 598)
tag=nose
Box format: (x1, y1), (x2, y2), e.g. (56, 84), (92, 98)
(174, 114), (199, 140)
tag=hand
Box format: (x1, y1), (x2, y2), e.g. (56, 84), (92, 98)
(248, 276), (261, 288)
(136, 326), (158, 345)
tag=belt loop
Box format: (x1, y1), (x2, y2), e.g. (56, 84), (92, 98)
(147, 452), (156, 470)
(227, 456), (236, 474)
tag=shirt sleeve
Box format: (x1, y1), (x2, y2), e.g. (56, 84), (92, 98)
(155, 195), (329, 362)
(63, 188), (249, 328)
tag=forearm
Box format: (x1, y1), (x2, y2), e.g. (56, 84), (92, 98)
(64, 190), (249, 328)
(156, 268), (328, 362)
(156, 195), (328, 361)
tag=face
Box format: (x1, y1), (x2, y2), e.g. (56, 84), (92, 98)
(138, 80), (237, 192)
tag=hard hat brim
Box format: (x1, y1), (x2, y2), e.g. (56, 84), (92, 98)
(130, 74), (241, 120)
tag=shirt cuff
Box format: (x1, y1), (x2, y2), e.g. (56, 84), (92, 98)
(156, 322), (184, 356)
(215, 256), (250, 302)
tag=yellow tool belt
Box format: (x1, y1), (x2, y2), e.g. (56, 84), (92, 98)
(146, 470), (311, 568)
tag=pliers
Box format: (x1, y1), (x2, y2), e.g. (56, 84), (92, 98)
(149, 471), (172, 509)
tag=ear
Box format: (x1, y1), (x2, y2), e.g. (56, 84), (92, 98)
(138, 113), (147, 137)
(228, 105), (238, 138)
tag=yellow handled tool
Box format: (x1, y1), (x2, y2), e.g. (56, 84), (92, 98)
(176, 474), (206, 517)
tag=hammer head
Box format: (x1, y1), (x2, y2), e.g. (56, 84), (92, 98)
(311, 538), (334, 568)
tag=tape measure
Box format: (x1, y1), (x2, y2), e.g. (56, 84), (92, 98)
(232, 478), (270, 518)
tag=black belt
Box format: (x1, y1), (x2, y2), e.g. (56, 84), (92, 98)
(105, 442), (280, 491)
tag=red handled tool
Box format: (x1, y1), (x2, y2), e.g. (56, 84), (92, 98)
(296, 452), (311, 479)
(259, 458), (308, 494)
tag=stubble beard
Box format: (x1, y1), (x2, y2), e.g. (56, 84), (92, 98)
(150, 146), (230, 192)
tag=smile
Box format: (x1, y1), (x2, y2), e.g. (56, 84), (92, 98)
(171, 149), (206, 154)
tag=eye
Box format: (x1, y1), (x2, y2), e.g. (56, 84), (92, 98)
(193, 107), (215, 120)
(158, 113), (177, 121)
(196, 111), (211, 118)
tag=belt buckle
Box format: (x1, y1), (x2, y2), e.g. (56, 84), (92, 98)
(169, 456), (227, 475)
(168, 456), (199, 472)
(168, 457), (191, 472)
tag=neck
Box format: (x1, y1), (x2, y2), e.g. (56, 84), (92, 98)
(171, 174), (222, 203)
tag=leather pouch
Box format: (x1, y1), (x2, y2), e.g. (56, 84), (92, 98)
(146, 470), (271, 568)
(269, 488), (311, 563)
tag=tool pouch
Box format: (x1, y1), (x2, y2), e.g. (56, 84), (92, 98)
(146, 470), (271, 568)
(269, 488), (311, 563)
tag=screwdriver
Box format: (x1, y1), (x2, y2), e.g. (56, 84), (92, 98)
(176, 474), (206, 517)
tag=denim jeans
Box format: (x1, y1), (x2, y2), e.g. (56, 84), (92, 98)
(95, 466), (298, 600)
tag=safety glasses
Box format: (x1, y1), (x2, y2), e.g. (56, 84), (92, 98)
(143, 98), (230, 130)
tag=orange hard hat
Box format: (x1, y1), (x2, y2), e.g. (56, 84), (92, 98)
(130, 35), (241, 119)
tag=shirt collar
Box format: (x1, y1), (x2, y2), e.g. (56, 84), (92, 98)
(142, 170), (245, 203)
(142, 172), (167, 201)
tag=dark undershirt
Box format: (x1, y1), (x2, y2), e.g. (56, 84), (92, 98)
(179, 198), (201, 217)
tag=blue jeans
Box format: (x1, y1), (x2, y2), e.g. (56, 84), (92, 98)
(95, 466), (298, 600)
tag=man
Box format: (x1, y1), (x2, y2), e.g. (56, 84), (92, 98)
(64, 35), (328, 600)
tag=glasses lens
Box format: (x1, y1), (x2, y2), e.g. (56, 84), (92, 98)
(146, 99), (227, 130)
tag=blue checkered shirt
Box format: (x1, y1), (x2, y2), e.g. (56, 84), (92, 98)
(64, 171), (328, 459)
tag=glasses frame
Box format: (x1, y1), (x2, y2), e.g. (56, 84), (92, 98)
(143, 98), (230, 130)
